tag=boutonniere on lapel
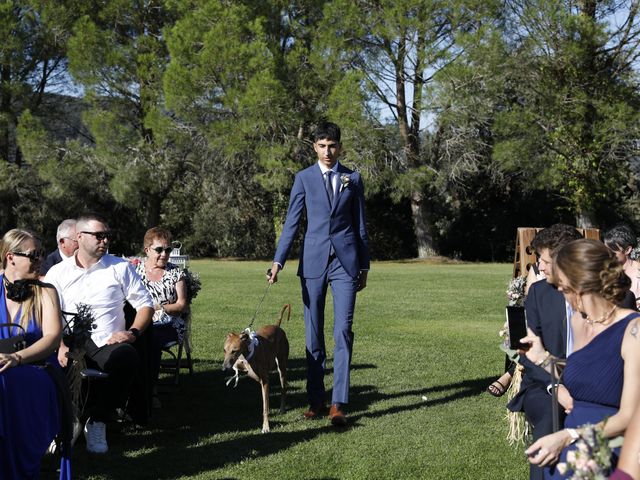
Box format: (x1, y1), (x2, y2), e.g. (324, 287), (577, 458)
(339, 174), (351, 192)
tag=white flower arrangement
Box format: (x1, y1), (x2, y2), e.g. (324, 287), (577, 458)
(340, 174), (351, 191)
(556, 424), (615, 479)
(507, 276), (527, 307)
(500, 276), (527, 347)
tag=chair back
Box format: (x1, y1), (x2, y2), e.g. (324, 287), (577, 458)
(169, 241), (189, 269)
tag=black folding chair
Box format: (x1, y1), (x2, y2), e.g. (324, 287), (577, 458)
(549, 357), (567, 432)
(160, 310), (194, 385)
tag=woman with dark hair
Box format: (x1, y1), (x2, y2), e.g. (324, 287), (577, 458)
(604, 224), (640, 306)
(135, 227), (187, 405)
(521, 239), (640, 479)
(0, 229), (64, 479)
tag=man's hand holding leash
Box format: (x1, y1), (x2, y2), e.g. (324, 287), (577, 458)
(268, 263), (280, 284)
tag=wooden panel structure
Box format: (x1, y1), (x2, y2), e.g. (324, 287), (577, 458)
(512, 227), (601, 278)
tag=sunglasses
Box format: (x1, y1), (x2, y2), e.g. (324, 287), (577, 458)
(12, 250), (44, 262)
(80, 231), (112, 242)
(152, 246), (173, 255)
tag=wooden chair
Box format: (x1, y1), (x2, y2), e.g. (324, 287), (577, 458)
(513, 227), (601, 278)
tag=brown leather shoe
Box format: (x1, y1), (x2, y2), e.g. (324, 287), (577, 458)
(328, 404), (347, 427)
(303, 404), (327, 419)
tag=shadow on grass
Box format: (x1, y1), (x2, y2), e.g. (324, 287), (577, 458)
(63, 364), (494, 480)
(347, 375), (497, 425)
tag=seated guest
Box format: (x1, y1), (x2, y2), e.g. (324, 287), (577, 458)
(605, 224), (640, 307)
(40, 219), (78, 276)
(488, 258), (545, 397)
(134, 227), (187, 405)
(0, 229), (63, 479)
(522, 239), (640, 479)
(508, 224), (583, 480)
(45, 213), (153, 454)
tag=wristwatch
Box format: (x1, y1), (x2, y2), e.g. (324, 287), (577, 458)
(128, 328), (140, 340)
(566, 428), (580, 444)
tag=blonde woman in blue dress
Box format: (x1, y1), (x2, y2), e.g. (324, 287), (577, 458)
(0, 229), (63, 479)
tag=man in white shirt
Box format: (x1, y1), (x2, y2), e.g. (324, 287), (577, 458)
(45, 213), (153, 454)
(40, 219), (79, 275)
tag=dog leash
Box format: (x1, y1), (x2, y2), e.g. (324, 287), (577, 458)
(246, 268), (273, 331)
(225, 269), (273, 388)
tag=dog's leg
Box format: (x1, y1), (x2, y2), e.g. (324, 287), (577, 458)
(261, 380), (270, 433)
(275, 357), (287, 414)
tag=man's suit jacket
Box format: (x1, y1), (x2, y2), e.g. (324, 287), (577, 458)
(508, 280), (566, 412)
(40, 249), (63, 276)
(274, 162), (370, 279)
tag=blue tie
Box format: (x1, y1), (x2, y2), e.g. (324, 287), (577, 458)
(325, 171), (335, 256)
(325, 171), (334, 205)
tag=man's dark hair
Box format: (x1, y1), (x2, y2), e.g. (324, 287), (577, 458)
(531, 224), (583, 256)
(313, 122), (341, 143)
(604, 224), (637, 252)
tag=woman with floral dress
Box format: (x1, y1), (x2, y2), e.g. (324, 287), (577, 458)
(135, 227), (187, 404)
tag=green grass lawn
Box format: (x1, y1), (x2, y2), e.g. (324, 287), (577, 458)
(53, 260), (529, 479)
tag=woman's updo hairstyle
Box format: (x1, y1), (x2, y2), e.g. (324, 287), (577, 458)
(555, 239), (631, 304)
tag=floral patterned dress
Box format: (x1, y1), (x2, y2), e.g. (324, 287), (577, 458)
(135, 262), (186, 342)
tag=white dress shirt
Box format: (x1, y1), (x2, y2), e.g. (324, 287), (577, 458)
(45, 253), (153, 347)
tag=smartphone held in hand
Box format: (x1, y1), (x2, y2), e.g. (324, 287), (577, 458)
(506, 306), (529, 350)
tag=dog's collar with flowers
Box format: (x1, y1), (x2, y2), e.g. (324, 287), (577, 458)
(243, 329), (259, 361)
(225, 329), (260, 388)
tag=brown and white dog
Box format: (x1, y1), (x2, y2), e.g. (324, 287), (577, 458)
(222, 304), (290, 433)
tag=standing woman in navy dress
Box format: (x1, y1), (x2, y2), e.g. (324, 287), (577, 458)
(520, 239), (640, 478)
(0, 229), (63, 479)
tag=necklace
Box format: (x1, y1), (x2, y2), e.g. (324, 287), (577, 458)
(585, 304), (618, 326)
(145, 264), (164, 281)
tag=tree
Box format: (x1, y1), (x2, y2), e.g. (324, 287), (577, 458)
(0, 1), (86, 230)
(164, 0), (376, 256)
(0, 1), (83, 164)
(317, 0), (499, 257)
(16, 109), (143, 252)
(66, 0), (188, 229)
(493, 0), (640, 227)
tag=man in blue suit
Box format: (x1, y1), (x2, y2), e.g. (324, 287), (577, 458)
(40, 219), (78, 275)
(269, 122), (370, 427)
(508, 224), (582, 479)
